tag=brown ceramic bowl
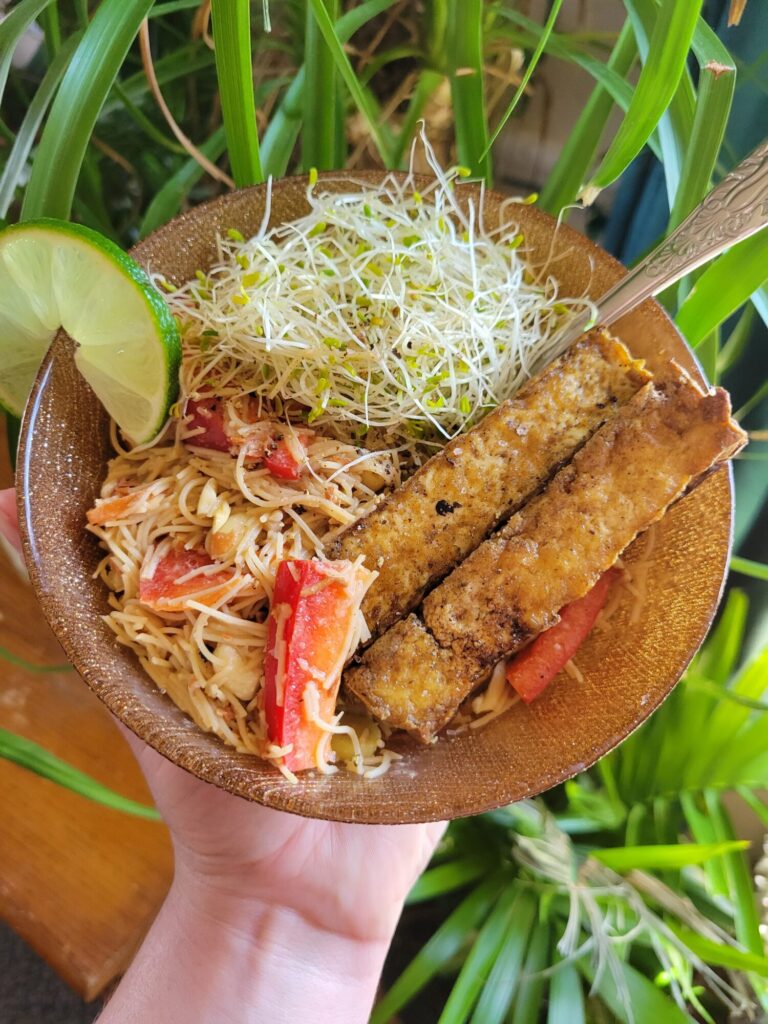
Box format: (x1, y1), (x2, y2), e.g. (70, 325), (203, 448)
(16, 173), (732, 823)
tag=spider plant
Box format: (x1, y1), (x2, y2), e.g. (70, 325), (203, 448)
(1, 1), (767, 1019)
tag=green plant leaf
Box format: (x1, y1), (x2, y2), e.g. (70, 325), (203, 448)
(483, 0), (564, 159)
(680, 792), (729, 897)
(667, 21), (735, 231)
(547, 959), (585, 1024)
(470, 889), (536, 1024)
(591, 840), (749, 872)
(446, 0), (491, 181)
(676, 228), (768, 349)
(261, 0), (394, 178)
(623, 0), (696, 208)
(695, 587), (748, 684)
(583, 0), (703, 201)
(510, 919), (550, 1024)
(731, 556), (768, 583)
(0, 0), (55, 109)
(371, 873), (507, 1024)
(407, 854), (494, 904)
(735, 379), (768, 422)
(579, 957), (694, 1023)
(391, 69), (443, 168)
(0, 644), (72, 674)
(111, 80), (186, 155)
(111, 44), (215, 113)
(0, 727), (160, 820)
(668, 924), (768, 977)
(717, 304), (756, 376)
(438, 883), (521, 1023)
(150, 0), (200, 14)
(538, 19), (638, 214)
(139, 127), (227, 237)
(22, 0), (156, 221)
(302, 0), (342, 171)
(210, 0), (262, 186)
(306, 0), (394, 167)
(703, 790), (764, 957)
(0, 30), (81, 219)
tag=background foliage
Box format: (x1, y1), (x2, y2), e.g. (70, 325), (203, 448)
(1, 0), (767, 1019)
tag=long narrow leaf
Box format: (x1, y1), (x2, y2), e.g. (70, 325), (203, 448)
(438, 884), (521, 1023)
(736, 381), (768, 422)
(0, 727), (160, 820)
(22, 0), (155, 221)
(261, 0), (394, 178)
(583, 0), (703, 201)
(446, 0), (491, 181)
(470, 889), (536, 1024)
(210, 0), (263, 186)
(579, 957), (693, 1023)
(0, 0), (55, 108)
(592, 841), (749, 873)
(112, 80), (185, 155)
(680, 792), (729, 897)
(370, 874), (507, 1024)
(484, 0), (564, 158)
(111, 44), (215, 113)
(302, 0), (341, 171)
(717, 304), (756, 375)
(306, 0), (394, 167)
(668, 22), (735, 231)
(704, 790), (764, 957)
(695, 587), (748, 684)
(624, 0), (696, 208)
(676, 229), (768, 349)
(392, 69), (443, 168)
(510, 919), (550, 1024)
(407, 854), (494, 904)
(139, 127), (227, 237)
(547, 959), (585, 1024)
(0, 31), (81, 218)
(0, 644), (71, 674)
(668, 924), (768, 977)
(536, 20), (639, 214)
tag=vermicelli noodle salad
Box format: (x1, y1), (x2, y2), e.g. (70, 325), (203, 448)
(88, 140), (744, 783)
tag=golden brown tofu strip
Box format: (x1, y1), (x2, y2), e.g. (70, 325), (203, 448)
(345, 374), (746, 742)
(331, 330), (649, 638)
(344, 615), (488, 740)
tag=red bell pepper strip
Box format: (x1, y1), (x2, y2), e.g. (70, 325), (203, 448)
(264, 559), (373, 772)
(185, 397), (232, 452)
(506, 568), (619, 704)
(184, 396), (309, 478)
(139, 546), (238, 612)
(262, 429), (314, 480)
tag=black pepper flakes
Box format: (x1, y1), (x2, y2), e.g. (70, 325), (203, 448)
(435, 500), (461, 516)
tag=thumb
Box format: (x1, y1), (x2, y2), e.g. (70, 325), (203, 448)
(0, 488), (22, 556)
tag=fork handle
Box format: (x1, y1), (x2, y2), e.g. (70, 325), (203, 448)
(554, 138), (768, 352)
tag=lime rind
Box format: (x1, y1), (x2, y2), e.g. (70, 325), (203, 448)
(0, 218), (180, 443)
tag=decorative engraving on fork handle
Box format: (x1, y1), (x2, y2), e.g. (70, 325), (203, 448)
(549, 138), (768, 360)
(643, 138), (768, 280)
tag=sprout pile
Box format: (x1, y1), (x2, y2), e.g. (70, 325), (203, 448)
(159, 137), (596, 461)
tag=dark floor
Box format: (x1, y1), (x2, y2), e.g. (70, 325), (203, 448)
(0, 924), (100, 1024)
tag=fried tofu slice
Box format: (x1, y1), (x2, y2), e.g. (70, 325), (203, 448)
(345, 374), (746, 742)
(331, 330), (650, 638)
(343, 615), (488, 740)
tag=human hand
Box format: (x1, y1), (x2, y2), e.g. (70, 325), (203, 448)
(1, 486), (445, 1022)
(127, 733), (445, 945)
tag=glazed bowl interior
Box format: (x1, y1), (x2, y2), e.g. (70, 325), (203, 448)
(17, 172), (732, 823)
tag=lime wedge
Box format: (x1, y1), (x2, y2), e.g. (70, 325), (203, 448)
(0, 218), (180, 444)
